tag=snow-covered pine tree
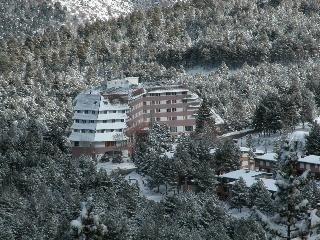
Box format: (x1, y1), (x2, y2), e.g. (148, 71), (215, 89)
(230, 177), (249, 212)
(249, 179), (273, 214)
(256, 140), (311, 239)
(231, 218), (267, 240)
(213, 139), (241, 175)
(302, 180), (320, 209)
(306, 121), (320, 155)
(148, 122), (172, 153)
(70, 197), (107, 239)
(195, 98), (213, 133)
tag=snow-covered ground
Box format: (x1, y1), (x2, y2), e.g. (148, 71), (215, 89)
(228, 207), (252, 219)
(97, 161), (136, 174)
(236, 124), (311, 154)
(125, 170), (165, 202)
(185, 66), (218, 76)
(53, 0), (187, 22)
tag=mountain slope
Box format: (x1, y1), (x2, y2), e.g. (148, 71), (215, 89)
(53, 0), (187, 22)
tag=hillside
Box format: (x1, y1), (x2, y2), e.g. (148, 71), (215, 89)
(52, 0), (187, 22)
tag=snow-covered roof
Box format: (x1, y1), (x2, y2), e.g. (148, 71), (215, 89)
(299, 155), (320, 165)
(239, 147), (265, 154)
(255, 152), (278, 162)
(147, 88), (189, 94)
(220, 169), (264, 180)
(220, 169), (277, 192)
(74, 92), (129, 111)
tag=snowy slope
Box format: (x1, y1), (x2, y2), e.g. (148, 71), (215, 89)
(53, 0), (187, 22)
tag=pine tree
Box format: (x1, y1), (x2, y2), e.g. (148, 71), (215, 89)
(230, 177), (249, 212)
(213, 139), (241, 175)
(195, 98), (213, 133)
(256, 140), (311, 239)
(70, 198), (107, 239)
(231, 219), (267, 240)
(306, 122), (320, 155)
(249, 180), (273, 214)
(302, 180), (320, 209)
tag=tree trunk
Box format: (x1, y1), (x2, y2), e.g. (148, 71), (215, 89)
(287, 225), (290, 240)
(157, 185), (160, 193)
(165, 184), (168, 195)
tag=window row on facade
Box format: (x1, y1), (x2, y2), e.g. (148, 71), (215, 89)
(75, 110), (128, 114)
(148, 91), (187, 97)
(74, 119), (125, 123)
(73, 129), (123, 133)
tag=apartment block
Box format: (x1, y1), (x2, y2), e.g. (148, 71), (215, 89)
(126, 84), (224, 140)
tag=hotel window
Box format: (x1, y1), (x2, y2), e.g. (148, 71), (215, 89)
(103, 120), (107, 123)
(74, 129), (79, 132)
(77, 110), (81, 113)
(89, 120), (94, 123)
(143, 102), (146, 106)
(166, 92), (172, 96)
(156, 101), (160, 104)
(81, 120), (86, 123)
(151, 101), (155, 105)
(118, 129), (122, 132)
(74, 141), (79, 147)
(143, 110), (147, 113)
(75, 119), (80, 123)
(84, 110), (89, 114)
(167, 109), (171, 112)
(156, 108), (161, 113)
(166, 100), (171, 104)
(185, 126), (193, 132)
(172, 116), (177, 121)
(266, 161), (270, 166)
(172, 99), (177, 103)
(172, 108), (177, 112)
(306, 164), (311, 170)
(121, 119), (124, 122)
(156, 117), (161, 121)
(112, 119), (116, 123)
(182, 91), (187, 95)
(170, 126), (177, 132)
(104, 111), (108, 114)
(300, 163), (304, 168)
(122, 110), (126, 113)
(113, 110), (116, 113)
(92, 111), (96, 114)
(81, 129), (86, 133)
(171, 92), (177, 95)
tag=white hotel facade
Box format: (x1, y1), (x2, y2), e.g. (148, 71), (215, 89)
(69, 77), (139, 157)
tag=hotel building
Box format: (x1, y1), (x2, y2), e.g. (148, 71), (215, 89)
(126, 84), (224, 140)
(69, 78), (223, 158)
